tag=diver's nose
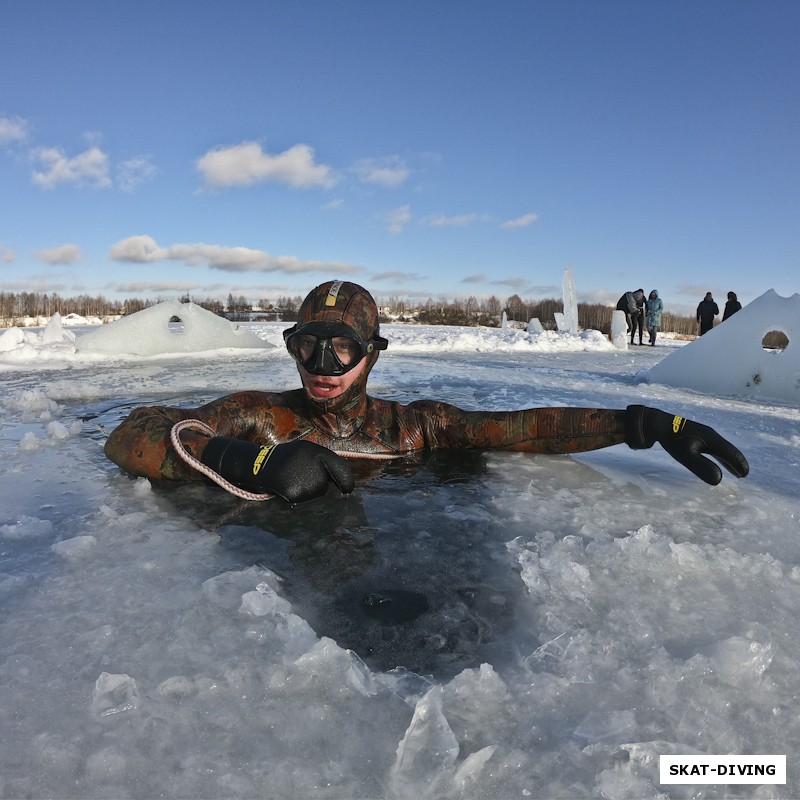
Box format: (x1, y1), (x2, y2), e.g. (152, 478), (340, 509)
(309, 339), (341, 375)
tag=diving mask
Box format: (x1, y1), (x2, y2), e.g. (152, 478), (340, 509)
(283, 322), (388, 376)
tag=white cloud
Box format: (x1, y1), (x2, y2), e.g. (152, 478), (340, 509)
(108, 235), (166, 262)
(31, 146), (111, 189)
(370, 270), (425, 283)
(322, 197), (345, 211)
(108, 235), (360, 275)
(196, 141), (336, 189)
(116, 156), (158, 191)
(580, 288), (620, 306)
(0, 115), (29, 146)
(353, 157), (409, 188)
(383, 205), (412, 235)
(114, 280), (207, 294)
(0, 244), (15, 263)
(490, 277), (530, 292)
(1, 121), (153, 191)
(2, 274), (70, 292)
(168, 243), (283, 272)
(424, 212), (489, 227)
(36, 244), (82, 264)
(500, 212), (539, 229)
(678, 283), (716, 297)
(81, 130), (105, 147)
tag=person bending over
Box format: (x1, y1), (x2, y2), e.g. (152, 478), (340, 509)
(104, 281), (749, 504)
(615, 289), (645, 343)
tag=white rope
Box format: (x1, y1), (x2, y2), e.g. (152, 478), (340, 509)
(170, 418), (403, 502)
(170, 418), (275, 501)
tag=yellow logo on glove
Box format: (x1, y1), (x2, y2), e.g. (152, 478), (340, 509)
(672, 416), (686, 434)
(252, 445), (275, 476)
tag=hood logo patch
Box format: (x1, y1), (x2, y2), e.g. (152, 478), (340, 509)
(325, 281), (343, 307)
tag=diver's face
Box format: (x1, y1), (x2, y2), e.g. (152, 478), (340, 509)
(297, 357), (367, 401)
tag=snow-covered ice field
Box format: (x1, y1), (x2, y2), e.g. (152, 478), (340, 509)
(1, 314), (799, 799)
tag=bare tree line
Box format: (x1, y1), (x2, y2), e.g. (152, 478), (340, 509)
(0, 288), (714, 336)
(0, 291), (300, 323)
(382, 293), (706, 336)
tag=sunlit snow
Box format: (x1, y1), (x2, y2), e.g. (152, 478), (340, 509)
(1, 297), (798, 799)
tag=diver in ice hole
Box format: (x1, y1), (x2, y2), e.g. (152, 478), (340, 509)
(104, 280), (749, 504)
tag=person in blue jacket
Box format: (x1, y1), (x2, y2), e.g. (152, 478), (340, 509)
(645, 290), (664, 346)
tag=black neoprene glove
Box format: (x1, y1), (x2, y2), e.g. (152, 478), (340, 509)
(200, 437), (355, 503)
(625, 405), (749, 485)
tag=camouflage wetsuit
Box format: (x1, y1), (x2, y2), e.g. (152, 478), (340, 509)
(104, 389), (627, 482)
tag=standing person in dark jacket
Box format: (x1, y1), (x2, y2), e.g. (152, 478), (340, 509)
(104, 280), (749, 501)
(722, 291), (742, 321)
(630, 298), (646, 346)
(696, 292), (719, 335)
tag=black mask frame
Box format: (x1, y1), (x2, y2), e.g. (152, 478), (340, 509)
(283, 321), (388, 376)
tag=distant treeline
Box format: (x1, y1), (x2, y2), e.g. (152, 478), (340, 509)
(0, 290), (304, 321)
(397, 293), (706, 337)
(0, 288), (719, 337)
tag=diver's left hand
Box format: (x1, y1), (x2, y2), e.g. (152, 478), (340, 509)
(625, 404), (749, 485)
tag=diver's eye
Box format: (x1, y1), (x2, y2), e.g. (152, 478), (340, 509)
(331, 336), (361, 366)
(297, 335), (317, 361)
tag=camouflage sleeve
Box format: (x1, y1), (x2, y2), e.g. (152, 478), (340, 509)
(103, 391), (281, 481)
(103, 404), (202, 480)
(408, 401), (628, 454)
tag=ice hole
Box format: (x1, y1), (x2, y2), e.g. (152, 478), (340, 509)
(168, 315), (185, 334)
(762, 330), (788, 351)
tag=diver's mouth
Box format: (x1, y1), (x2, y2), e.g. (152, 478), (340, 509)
(305, 378), (343, 399)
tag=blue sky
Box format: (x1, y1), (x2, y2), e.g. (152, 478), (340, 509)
(1, 1), (798, 315)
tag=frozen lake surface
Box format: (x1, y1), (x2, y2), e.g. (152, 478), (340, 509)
(1, 319), (799, 799)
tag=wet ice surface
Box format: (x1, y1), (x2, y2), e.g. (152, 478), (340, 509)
(1, 324), (800, 799)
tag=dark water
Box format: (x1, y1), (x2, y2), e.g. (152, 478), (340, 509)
(66, 391), (542, 679)
(148, 450), (537, 679)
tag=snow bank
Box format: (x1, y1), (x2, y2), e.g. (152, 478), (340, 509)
(646, 289), (800, 405)
(383, 323), (614, 354)
(78, 300), (274, 356)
